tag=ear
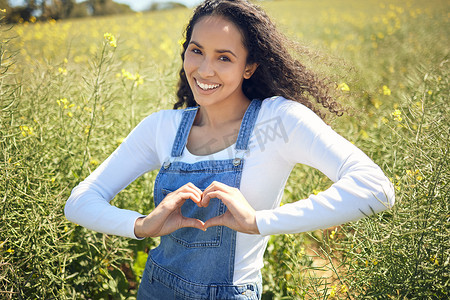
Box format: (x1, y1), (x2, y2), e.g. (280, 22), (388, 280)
(243, 63), (259, 79)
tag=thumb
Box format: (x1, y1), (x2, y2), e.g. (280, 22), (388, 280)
(204, 213), (228, 230)
(181, 217), (206, 231)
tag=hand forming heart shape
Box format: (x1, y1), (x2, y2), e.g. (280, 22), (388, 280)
(134, 181), (259, 238)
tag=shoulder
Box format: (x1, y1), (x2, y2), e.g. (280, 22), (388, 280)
(123, 108), (185, 143)
(137, 108), (185, 131)
(141, 108), (183, 124)
(259, 96), (324, 128)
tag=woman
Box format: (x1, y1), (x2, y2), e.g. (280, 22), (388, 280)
(65, 0), (395, 299)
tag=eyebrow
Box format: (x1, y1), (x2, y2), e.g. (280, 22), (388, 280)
(189, 40), (237, 58)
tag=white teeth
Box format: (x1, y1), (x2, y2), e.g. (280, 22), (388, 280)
(196, 79), (220, 91)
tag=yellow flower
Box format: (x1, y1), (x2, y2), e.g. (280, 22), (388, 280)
(340, 285), (348, 293)
(58, 67), (67, 75)
(330, 230), (336, 239)
(298, 247), (305, 256)
(371, 98), (382, 109)
(57, 98), (68, 106)
(338, 82), (350, 91)
(6, 248), (14, 254)
(120, 69), (144, 86)
(135, 74), (144, 86)
(103, 32), (117, 48)
(427, 90), (432, 95)
(121, 69), (135, 80)
(329, 285), (337, 297)
(406, 169), (421, 178)
(66, 112), (73, 118)
(430, 255), (439, 266)
(90, 159), (99, 167)
(312, 189), (322, 195)
(0, 8), (6, 13)
(382, 85), (391, 95)
(391, 109), (402, 122)
(359, 129), (369, 139)
(20, 125), (34, 136)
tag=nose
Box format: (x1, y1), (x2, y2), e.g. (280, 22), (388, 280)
(198, 57), (215, 77)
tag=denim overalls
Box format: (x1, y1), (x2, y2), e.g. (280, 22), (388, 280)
(137, 100), (262, 300)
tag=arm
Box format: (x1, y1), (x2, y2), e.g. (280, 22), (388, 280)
(255, 101), (395, 236)
(64, 112), (164, 239)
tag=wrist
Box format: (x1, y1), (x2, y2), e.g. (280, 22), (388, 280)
(251, 216), (260, 234)
(134, 216), (146, 238)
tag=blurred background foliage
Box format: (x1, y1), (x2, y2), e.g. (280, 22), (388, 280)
(0, 0), (448, 299)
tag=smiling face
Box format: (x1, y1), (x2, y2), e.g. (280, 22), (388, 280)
(183, 15), (257, 109)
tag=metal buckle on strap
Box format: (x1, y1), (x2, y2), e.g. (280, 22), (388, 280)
(233, 150), (246, 166)
(163, 161), (171, 169)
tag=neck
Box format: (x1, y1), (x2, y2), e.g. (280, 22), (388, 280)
(195, 97), (251, 129)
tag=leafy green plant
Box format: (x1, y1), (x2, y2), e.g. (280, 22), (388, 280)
(1, 1), (448, 299)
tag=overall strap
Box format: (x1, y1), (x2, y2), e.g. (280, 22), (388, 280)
(170, 99), (262, 158)
(235, 99), (262, 151)
(171, 107), (198, 158)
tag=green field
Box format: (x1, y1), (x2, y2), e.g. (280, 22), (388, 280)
(1, 0), (448, 298)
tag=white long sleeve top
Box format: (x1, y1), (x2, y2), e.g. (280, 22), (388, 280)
(65, 96), (395, 284)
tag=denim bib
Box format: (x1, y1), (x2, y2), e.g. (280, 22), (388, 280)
(138, 100), (262, 299)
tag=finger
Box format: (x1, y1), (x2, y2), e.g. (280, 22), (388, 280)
(203, 181), (226, 194)
(180, 217), (206, 231)
(200, 190), (228, 208)
(163, 191), (200, 210)
(175, 184), (202, 204)
(182, 183), (203, 201)
(204, 189), (233, 205)
(204, 213), (228, 230)
(184, 182), (203, 196)
(174, 192), (197, 203)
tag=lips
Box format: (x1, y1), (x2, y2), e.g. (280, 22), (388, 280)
(195, 78), (220, 91)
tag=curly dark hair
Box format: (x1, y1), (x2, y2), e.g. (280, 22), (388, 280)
(174, 0), (343, 118)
